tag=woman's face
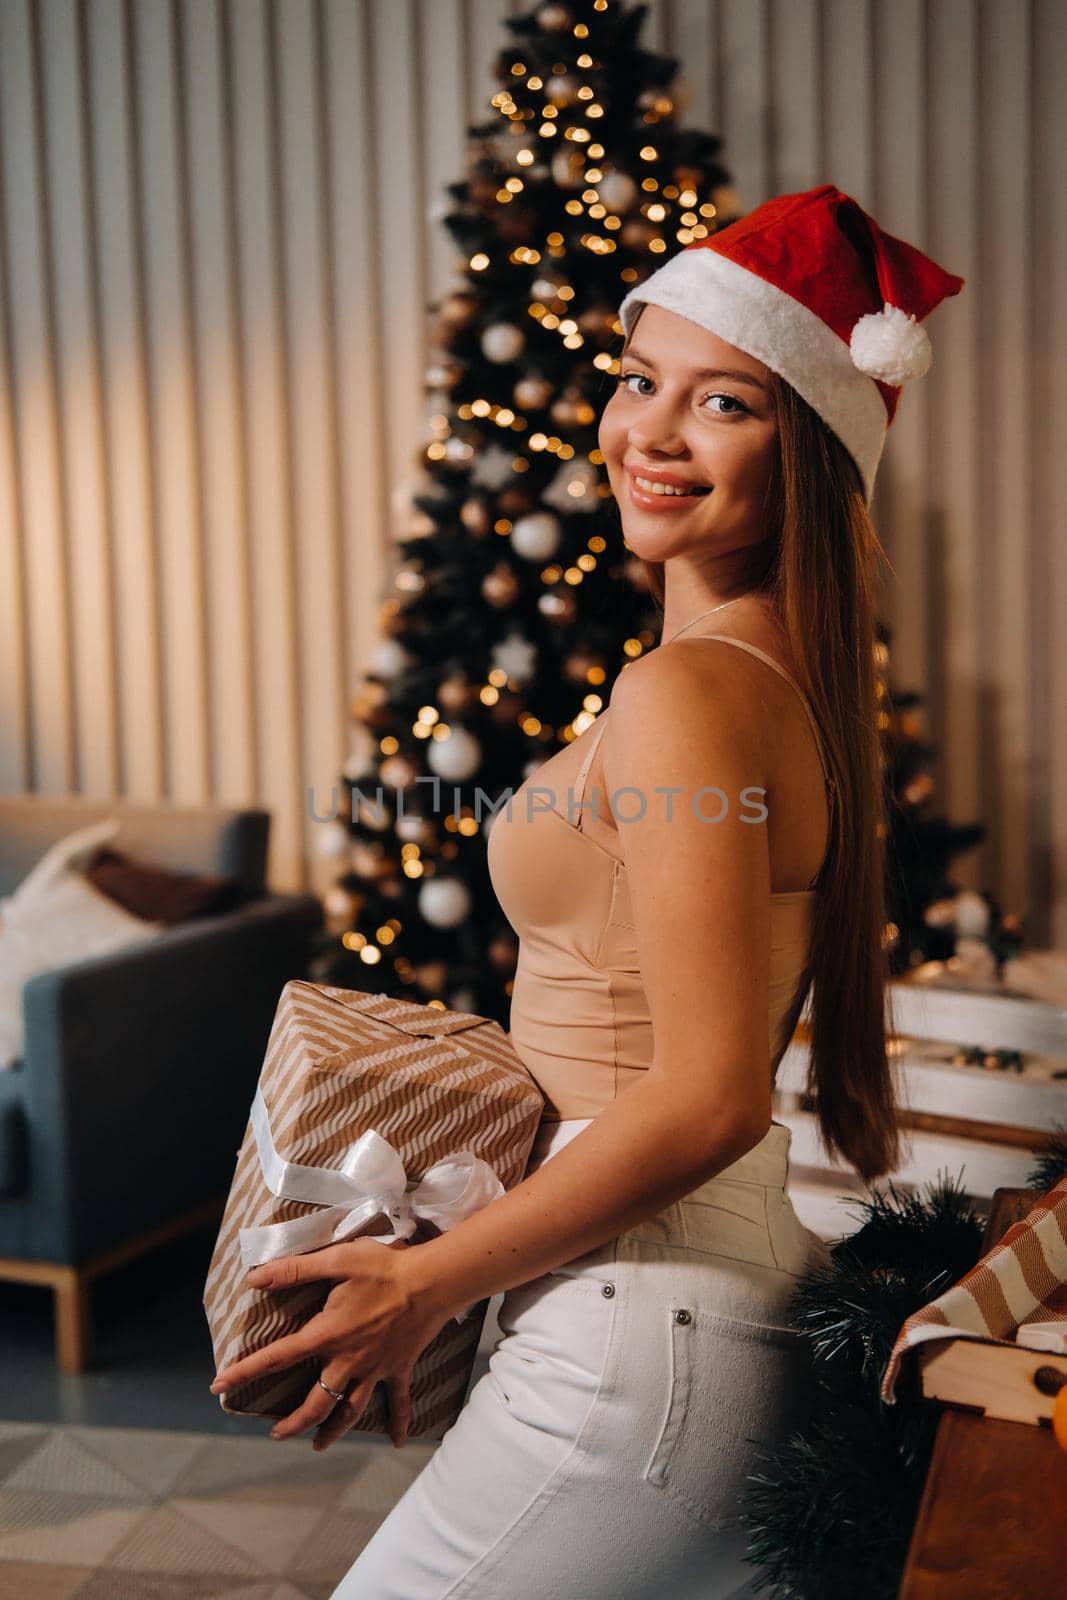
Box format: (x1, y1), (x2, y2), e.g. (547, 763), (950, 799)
(598, 304), (779, 565)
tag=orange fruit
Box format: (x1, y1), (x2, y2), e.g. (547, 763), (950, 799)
(1053, 1385), (1067, 1453)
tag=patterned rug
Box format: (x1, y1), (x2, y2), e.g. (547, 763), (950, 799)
(0, 1419), (437, 1599)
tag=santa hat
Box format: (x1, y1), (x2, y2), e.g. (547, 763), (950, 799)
(617, 184), (965, 504)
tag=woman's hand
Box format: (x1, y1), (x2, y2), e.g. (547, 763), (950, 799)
(209, 1236), (453, 1453)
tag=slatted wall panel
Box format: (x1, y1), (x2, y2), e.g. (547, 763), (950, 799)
(0, 0), (1063, 947)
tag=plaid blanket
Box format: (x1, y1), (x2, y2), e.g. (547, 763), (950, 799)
(881, 1173), (1067, 1402)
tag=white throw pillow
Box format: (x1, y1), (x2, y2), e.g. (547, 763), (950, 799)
(0, 817), (122, 926)
(0, 822), (164, 1069)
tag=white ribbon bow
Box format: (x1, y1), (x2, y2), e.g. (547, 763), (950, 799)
(237, 1086), (505, 1321)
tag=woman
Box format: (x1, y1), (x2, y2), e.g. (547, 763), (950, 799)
(210, 185), (964, 1598)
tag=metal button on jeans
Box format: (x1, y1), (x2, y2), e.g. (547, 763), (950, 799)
(601, 1283), (615, 1298)
(675, 1308), (691, 1324)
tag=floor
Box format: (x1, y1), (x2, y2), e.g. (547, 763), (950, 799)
(0, 1417), (438, 1598)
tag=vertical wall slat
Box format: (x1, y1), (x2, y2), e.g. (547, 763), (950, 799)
(229, 0), (303, 887)
(870, 0), (929, 688)
(925, 0), (984, 885)
(821, 0), (874, 200)
(40, 0), (117, 797)
(0, 0), (74, 793)
(671, 1), (720, 134)
(422, 0), (467, 300)
(719, 0), (770, 209)
(982, 1), (1033, 922)
(1031, 0), (1067, 945)
(369, 1), (427, 549)
(324, 0), (389, 723)
(768, 0), (820, 196)
(181, 0), (256, 803)
(133, 0), (210, 801)
(0, 146), (29, 793)
(274, 0), (348, 878)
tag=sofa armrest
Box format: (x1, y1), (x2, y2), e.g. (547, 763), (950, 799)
(17, 892), (323, 1263)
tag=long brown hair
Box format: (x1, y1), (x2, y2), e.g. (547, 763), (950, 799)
(622, 305), (901, 1181)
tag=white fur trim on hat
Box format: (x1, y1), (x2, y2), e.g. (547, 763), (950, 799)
(618, 249), (889, 504)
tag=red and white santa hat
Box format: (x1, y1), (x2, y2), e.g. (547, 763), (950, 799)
(617, 183), (965, 504)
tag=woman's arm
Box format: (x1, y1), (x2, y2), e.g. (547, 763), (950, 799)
(403, 642), (777, 1323)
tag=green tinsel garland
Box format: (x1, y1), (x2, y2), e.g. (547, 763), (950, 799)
(740, 1127), (1067, 1600)
(739, 1177), (986, 1600)
(1027, 1122), (1067, 1191)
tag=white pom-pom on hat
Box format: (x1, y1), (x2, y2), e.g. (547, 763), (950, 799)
(849, 301), (933, 385)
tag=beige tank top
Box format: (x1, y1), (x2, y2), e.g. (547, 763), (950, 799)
(486, 635), (833, 1122)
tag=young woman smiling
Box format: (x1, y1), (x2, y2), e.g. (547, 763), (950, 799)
(211, 186), (964, 1600)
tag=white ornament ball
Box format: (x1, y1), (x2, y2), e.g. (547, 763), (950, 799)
(953, 888), (992, 939)
(371, 638), (413, 678)
(418, 876), (472, 929)
(598, 172), (638, 213)
(550, 147), (585, 191)
(536, 2), (571, 32)
(395, 812), (434, 844)
(514, 374), (554, 410)
(544, 74), (577, 108)
(511, 510), (562, 561)
(426, 723), (482, 782)
(316, 820), (351, 859)
(481, 322), (525, 364)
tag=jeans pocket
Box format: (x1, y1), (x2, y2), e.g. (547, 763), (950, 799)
(491, 1270), (618, 1445)
(642, 1302), (808, 1533)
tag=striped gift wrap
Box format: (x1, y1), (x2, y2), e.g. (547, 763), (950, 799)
(203, 981), (544, 1439)
(882, 1173), (1067, 1403)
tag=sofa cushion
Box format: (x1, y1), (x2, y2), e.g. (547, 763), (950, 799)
(85, 845), (243, 925)
(0, 821), (164, 1069)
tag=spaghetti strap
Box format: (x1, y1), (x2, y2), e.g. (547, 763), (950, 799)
(572, 717), (609, 831)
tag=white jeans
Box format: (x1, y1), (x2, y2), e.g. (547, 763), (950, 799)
(330, 1118), (830, 1600)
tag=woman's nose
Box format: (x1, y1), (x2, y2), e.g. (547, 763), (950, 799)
(628, 423), (687, 456)
(627, 403), (688, 457)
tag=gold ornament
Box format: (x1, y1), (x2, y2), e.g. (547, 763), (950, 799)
(514, 374), (555, 411)
(482, 563), (520, 609)
(488, 935), (518, 973)
(379, 753), (418, 791)
(324, 886), (359, 927)
(414, 960), (448, 994)
(498, 485), (535, 517)
(539, 589), (577, 625)
(621, 218), (660, 251)
(564, 649), (599, 684)
(460, 497), (491, 537)
(438, 674), (474, 712)
(436, 290), (479, 331)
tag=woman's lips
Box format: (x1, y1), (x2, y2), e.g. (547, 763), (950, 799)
(626, 471), (712, 512)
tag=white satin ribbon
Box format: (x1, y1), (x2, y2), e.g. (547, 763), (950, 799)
(237, 1086), (505, 1322)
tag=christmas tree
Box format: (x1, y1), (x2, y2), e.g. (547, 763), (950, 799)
(876, 621), (1022, 978)
(309, 0), (743, 1020)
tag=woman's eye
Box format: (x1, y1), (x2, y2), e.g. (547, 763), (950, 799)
(616, 372), (653, 397)
(615, 372), (746, 414)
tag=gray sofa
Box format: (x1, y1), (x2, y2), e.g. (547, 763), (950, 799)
(0, 794), (324, 1370)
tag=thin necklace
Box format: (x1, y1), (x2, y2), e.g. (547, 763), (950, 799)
(664, 595), (746, 647)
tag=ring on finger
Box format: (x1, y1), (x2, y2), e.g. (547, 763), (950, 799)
(317, 1375), (348, 1404)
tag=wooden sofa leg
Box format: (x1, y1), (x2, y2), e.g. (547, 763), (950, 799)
(54, 1268), (91, 1372)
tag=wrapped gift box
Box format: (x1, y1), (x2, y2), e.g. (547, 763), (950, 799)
(204, 981), (544, 1439)
(881, 1173), (1067, 1422)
